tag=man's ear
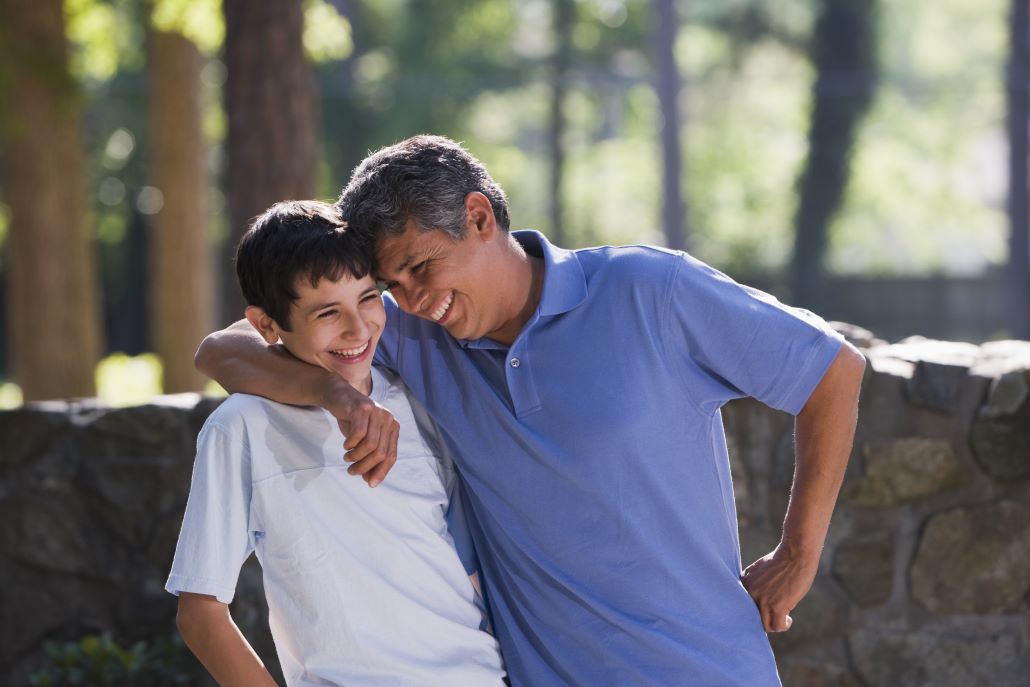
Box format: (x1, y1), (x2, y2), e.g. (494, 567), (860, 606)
(464, 191), (497, 241)
(244, 306), (282, 345)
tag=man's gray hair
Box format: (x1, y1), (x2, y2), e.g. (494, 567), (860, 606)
(336, 135), (510, 242)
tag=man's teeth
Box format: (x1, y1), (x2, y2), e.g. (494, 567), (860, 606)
(331, 341), (369, 358)
(431, 292), (453, 321)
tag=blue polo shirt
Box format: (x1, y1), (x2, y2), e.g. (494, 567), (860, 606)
(374, 231), (842, 687)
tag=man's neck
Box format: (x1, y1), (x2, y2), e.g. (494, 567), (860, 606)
(488, 237), (545, 346)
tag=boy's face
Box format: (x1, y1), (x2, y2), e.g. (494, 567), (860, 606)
(252, 273), (385, 393)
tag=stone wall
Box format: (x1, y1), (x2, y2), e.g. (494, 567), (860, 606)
(2, 328), (1028, 686)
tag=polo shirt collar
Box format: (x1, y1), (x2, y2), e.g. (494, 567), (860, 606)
(513, 230), (587, 318)
(459, 230), (586, 350)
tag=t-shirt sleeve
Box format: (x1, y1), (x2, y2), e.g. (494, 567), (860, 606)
(165, 422), (255, 604)
(662, 252), (843, 416)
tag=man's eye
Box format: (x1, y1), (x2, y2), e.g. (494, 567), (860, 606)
(411, 260), (428, 274)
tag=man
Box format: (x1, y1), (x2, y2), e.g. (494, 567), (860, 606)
(197, 135), (866, 686)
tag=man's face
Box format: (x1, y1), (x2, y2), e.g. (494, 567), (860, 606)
(376, 219), (507, 342)
(277, 273), (385, 392)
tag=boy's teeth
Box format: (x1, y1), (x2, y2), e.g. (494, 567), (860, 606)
(431, 292), (453, 321)
(332, 341), (369, 358)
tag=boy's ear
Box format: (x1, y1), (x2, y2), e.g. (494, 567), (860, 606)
(244, 306), (281, 345)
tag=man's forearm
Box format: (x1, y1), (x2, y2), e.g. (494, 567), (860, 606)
(177, 595), (278, 687)
(782, 342), (866, 559)
(741, 342), (865, 632)
(195, 320), (401, 486)
(195, 319), (343, 407)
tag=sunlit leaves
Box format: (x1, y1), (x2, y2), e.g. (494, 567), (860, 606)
(303, 0), (353, 63)
(65, 0), (128, 81)
(151, 0), (223, 55)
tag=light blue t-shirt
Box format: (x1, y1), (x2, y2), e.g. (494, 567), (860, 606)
(166, 367), (506, 687)
(374, 231), (843, 687)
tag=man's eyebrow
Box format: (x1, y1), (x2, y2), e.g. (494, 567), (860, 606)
(392, 253), (416, 273)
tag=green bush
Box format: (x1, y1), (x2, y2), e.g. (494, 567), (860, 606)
(29, 633), (201, 687)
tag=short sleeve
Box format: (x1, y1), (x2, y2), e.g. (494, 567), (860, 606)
(165, 422), (255, 604)
(663, 252), (843, 416)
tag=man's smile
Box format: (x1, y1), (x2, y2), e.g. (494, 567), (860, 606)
(430, 291), (454, 322)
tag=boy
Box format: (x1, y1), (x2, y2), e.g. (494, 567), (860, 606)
(165, 200), (507, 687)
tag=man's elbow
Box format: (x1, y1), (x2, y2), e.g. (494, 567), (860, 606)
(838, 341), (867, 391)
(194, 331), (223, 378)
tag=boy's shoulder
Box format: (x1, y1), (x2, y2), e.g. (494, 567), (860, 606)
(202, 393), (333, 445)
(203, 393), (292, 430)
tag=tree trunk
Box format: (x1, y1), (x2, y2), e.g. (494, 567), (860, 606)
(0, 0), (102, 400)
(790, 0), (878, 312)
(223, 0), (317, 322)
(150, 30), (215, 392)
(652, 0), (687, 251)
(1007, 0), (1030, 339)
(548, 0), (574, 247)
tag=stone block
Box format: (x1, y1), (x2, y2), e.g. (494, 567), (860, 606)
(845, 438), (970, 507)
(779, 661), (859, 687)
(971, 371), (1030, 482)
(910, 501), (1030, 613)
(849, 627), (1026, 687)
(769, 582), (844, 652)
(905, 360), (971, 413)
(832, 532), (893, 607)
(0, 408), (68, 470)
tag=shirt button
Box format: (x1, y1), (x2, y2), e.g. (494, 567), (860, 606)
(510, 357), (521, 368)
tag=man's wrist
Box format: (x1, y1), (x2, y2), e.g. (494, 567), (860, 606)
(318, 374), (358, 415)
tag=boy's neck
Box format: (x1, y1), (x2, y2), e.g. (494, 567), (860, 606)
(355, 372), (373, 397)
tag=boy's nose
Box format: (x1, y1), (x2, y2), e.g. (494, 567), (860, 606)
(339, 310), (370, 340)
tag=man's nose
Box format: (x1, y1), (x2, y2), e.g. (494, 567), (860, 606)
(395, 283), (428, 314)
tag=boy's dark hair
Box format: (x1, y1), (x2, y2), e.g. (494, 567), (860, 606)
(336, 134), (510, 242)
(235, 200), (374, 330)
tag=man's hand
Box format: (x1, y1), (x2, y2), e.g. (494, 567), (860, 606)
(740, 542), (819, 633)
(322, 376), (400, 488)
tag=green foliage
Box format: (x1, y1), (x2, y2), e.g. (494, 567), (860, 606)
(65, 0), (145, 81)
(304, 0), (353, 63)
(151, 0), (223, 54)
(95, 352), (163, 406)
(830, 0), (1008, 274)
(0, 382), (22, 409)
(28, 633), (201, 687)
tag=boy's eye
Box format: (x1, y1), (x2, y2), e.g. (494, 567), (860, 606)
(317, 309), (337, 319)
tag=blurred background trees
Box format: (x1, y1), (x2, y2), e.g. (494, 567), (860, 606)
(0, 0), (1027, 402)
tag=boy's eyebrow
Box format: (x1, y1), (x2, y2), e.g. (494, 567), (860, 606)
(304, 300), (339, 314)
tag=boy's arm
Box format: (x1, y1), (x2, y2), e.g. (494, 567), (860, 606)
(176, 593), (279, 687)
(740, 343), (865, 632)
(195, 320), (399, 486)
